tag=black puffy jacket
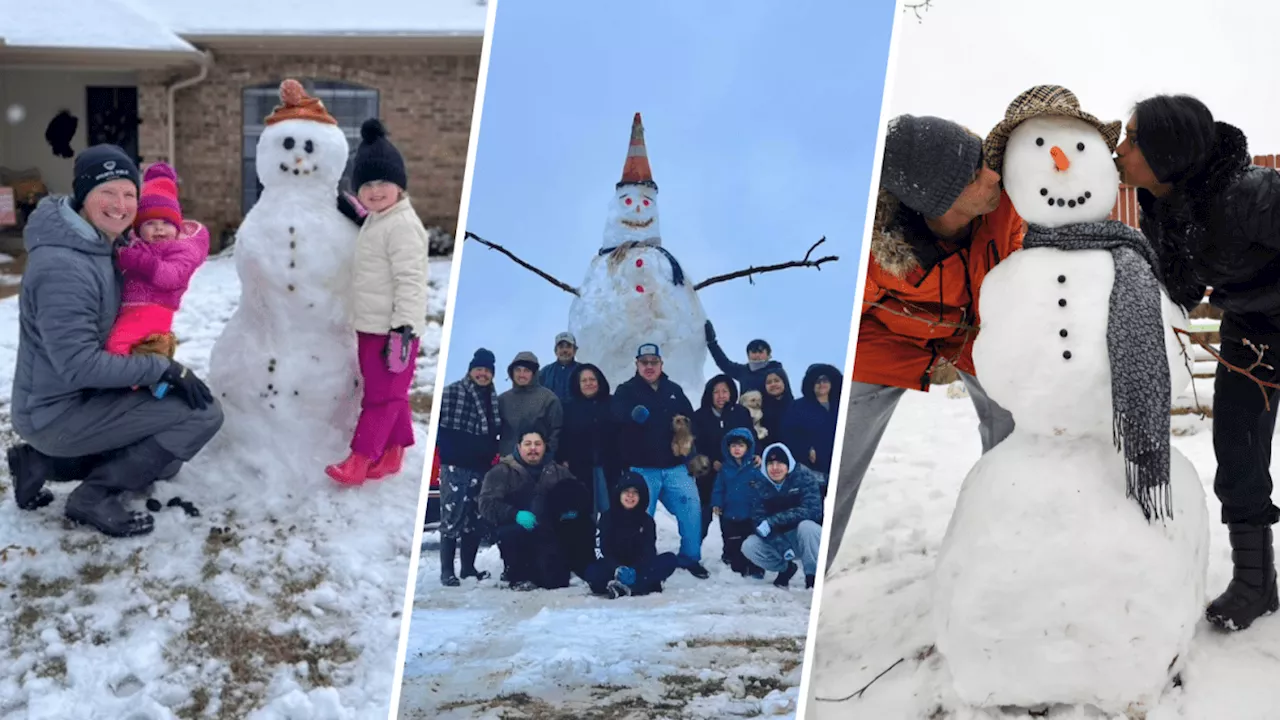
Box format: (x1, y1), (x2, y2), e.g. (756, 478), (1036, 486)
(1140, 122), (1280, 327)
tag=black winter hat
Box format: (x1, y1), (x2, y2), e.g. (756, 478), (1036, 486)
(352, 118), (408, 192)
(747, 338), (771, 354)
(1133, 95), (1218, 185)
(469, 348), (496, 373)
(880, 114), (982, 219)
(764, 445), (790, 467)
(72, 144), (140, 210)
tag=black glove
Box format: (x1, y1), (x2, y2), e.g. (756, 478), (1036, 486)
(337, 193), (367, 227)
(704, 320), (716, 344)
(384, 326), (415, 369)
(160, 360), (214, 410)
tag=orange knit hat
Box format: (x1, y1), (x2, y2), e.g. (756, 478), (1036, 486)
(264, 79), (337, 126)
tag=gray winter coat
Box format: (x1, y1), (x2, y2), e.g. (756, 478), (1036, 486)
(498, 351), (563, 457)
(11, 196), (169, 436)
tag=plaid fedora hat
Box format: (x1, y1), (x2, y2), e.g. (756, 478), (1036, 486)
(984, 85), (1122, 175)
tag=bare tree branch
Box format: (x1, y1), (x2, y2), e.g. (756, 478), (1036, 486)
(903, 0), (933, 22)
(464, 231), (579, 296)
(814, 645), (934, 703)
(694, 237), (838, 291)
(1174, 327), (1279, 411)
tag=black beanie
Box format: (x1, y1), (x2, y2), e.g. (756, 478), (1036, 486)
(469, 348), (496, 373)
(880, 114), (982, 219)
(747, 338), (771, 354)
(352, 119), (408, 192)
(72, 145), (140, 210)
(764, 445), (790, 467)
(1133, 95), (1217, 185)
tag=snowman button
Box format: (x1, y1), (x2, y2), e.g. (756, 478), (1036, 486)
(1060, 329), (1068, 338)
(1058, 275), (1066, 283)
(1059, 298), (1067, 307)
(1063, 350), (1072, 360)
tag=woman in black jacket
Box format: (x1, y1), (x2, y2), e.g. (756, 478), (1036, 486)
(692, 374), (754, 543)
(555, 363), (622, 521)
(1117, 94), (1280, 632)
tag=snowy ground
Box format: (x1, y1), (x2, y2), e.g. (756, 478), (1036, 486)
(0, 251), (453, 719)
(399, 512), (813, 719)
(804, 365), (1280, 720)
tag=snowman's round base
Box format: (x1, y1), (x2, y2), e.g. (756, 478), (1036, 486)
(933, 431), (1209, 714)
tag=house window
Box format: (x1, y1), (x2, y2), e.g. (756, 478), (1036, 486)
(241, 80), (380, 214)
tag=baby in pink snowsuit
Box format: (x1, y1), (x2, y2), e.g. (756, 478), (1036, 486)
(106, 162), (210, 360)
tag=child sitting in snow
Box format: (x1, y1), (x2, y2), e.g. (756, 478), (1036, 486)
(325, 118), (430, 485)
(586, 472), (679, 598)
(711, 428), (767, 578)
(107, 162), (210, 378)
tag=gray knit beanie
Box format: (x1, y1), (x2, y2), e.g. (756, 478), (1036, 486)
(880, 114), (982, 219)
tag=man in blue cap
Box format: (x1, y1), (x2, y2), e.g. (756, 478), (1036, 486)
(611, 342), (709, 579)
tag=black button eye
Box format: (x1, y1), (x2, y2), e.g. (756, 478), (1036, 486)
(1036, 138), (1044, 146)
(283, 137), (295, 150)
(1077, 142), (1085, 151)
(304, 140), (314, 154)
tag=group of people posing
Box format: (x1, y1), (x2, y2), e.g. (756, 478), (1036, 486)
(433, 327), (842, 598)
(8, 95), (431, 537)
(830, 84), (1280, 634)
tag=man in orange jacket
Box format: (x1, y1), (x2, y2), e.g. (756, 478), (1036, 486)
(825, 115), (1025, 573)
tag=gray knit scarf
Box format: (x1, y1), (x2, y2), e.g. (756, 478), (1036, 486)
(1020, 220), (1172, 522)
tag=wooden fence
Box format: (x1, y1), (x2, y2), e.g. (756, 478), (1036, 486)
(1109, 154), (1280, 228)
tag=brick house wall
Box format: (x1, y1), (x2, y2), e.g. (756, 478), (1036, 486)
(137, 52), (479, 249)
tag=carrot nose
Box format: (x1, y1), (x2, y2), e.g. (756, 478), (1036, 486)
(1050, 146), (1070, 171)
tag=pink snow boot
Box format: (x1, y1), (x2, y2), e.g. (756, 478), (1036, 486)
(366, 446), (405, 480)
(326, 453), (372, 485)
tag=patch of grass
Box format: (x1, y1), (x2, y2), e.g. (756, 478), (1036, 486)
(175, 686), (211, 720)
(15, 606), (39, 631)
(33, 656), (67, 682)
(18, 573), (73, 599)
(437, 691), (689, 720)
(202, 525), (242, 581)
(662, 673), (724, 702)
(167, 587), (358, 719)
(410, 392), (434, 417)
(739, 675), (788, 699)
(274, 570), (327, 614)
(673, 636), (804, 654)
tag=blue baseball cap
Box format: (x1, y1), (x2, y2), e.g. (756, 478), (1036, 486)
(636, 343), (661, 359)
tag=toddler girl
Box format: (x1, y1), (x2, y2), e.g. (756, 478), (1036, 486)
(326, 118), (430, 485)
(108, 162), (210, 391)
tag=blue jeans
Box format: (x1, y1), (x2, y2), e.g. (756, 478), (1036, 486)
(593, 466), (610, 515)
(632, 465), (703, 564)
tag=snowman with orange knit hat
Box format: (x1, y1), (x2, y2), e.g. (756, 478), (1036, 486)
(207, 79), (364, 481)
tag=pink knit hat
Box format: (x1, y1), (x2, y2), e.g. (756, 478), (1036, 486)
(135, 162), (183, 230)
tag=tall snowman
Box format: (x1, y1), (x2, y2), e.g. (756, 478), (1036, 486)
(207, 79), (362, 480)
(568, 113), (709, 392)
(932, 86), (1210, 714)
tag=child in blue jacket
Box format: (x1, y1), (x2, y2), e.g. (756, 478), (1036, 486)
(712, 427), (767, 577)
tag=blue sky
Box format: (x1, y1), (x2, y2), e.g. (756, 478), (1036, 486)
(443, 0), (894, 394)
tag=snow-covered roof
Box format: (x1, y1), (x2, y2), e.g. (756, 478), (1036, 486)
(0, 0), (198, 53)
(125, 0), (488, 38)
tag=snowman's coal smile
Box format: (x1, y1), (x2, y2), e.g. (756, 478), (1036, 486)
(279, 162), (321, 176)
(621, 218), (654, 229)
(1040, 187), (1093, 209)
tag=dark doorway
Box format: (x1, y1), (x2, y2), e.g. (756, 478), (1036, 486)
(85, 87), (140, 164)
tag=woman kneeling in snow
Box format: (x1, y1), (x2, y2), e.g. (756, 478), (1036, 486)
(478, 427), (591, 591)
(586, 473), (680, 599)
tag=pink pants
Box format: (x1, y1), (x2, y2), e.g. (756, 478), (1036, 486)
(106, 304), (175, 355)
(351, 331), (418, 460)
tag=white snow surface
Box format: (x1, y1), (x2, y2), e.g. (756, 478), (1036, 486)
(1002, 117), (1120, 228)
(400, 515), (810, 719)
(569, 244), (709, 396)
(207, 118), (362, 484)
(0, 254), (453, 719)
(124, 0), (487, 37)
(0, 0), (197, 52)
(805, 382), (1280, 720)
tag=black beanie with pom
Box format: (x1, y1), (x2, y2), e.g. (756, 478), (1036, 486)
(352, 118), (408, 192)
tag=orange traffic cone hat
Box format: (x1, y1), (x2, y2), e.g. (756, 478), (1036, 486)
(617, 112), (657, 190)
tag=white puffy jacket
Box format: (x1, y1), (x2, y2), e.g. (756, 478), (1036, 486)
(352, 197), (430, 334)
